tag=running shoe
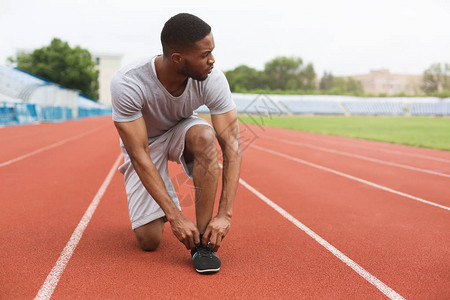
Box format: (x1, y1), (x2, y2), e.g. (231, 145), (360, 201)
(191, 242), (221, 274)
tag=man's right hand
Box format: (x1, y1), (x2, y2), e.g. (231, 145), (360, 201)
(169, 214), (200, 250)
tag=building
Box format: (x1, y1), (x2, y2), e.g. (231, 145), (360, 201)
(93, 53), (122, 106)
(349, 69), (422, 95)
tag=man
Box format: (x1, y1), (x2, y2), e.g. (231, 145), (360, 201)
(110, 13), (241, 274)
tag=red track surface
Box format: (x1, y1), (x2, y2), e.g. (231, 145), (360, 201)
(1, 117), (449, 299)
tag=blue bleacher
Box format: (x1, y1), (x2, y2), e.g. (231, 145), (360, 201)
(195, 95), (287, 115)
(409, 102), (450, 116)
(0, 102), (16, 126)
(235, 95), (286, 115)
(279, 100), (345, 114)
(343, 101), (405, 115)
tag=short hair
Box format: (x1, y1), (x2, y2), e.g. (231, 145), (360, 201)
(161, 13), (211, 57)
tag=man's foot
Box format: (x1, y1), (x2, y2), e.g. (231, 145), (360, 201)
(191, 244), (221, 274)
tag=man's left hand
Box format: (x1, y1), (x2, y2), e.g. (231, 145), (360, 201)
(202, 215), (231, 252)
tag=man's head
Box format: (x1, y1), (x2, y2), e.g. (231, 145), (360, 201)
(161, 13), (211, 58)
(161, 13), (215, 81)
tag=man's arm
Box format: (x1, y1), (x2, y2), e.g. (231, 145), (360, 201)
(114, 117), (200, 249)
(203, 108), (242, 251)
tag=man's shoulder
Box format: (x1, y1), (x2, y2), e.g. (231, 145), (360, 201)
(120, 56), (154, 73)
(112, 56), (155, 84)
(208, 67), (226, 81)
(201, 67), (228, 89)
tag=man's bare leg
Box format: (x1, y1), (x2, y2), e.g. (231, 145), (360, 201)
(134, 217), (165, 251)
(184, 125), (219, 234)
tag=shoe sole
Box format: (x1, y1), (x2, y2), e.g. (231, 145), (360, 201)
(195, 267), (220, 273)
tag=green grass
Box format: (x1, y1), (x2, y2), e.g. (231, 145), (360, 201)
(237, 115), (450, 151)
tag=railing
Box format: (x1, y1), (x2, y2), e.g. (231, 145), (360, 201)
(0, 102), (112, 126)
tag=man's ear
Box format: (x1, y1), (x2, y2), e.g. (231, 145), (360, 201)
(171, 53), (183, 65)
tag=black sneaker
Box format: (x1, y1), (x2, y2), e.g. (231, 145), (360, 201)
(191, 244), (221, 274)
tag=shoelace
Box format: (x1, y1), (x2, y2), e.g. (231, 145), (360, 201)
(196, 245), (213, 258)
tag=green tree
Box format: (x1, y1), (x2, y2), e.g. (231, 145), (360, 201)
(263, 56), (316, 90)
(346, 78), (364, 95)
(302, 63), (316, 90)
(319, 71), (363, 95)
(225, 65), (265, 92)
(319, 71), (333, 90)
(9, 38), (99, 99)
(421, 63), (450, 95)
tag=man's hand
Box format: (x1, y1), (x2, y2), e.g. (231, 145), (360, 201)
(169, 214), (200, 250)
(202, 215), (231, 252)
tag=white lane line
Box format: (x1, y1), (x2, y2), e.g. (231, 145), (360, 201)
(238, 177), (405, 300)
(0, 125), (108, 168)
(263, 136), (450, 178)
(34, 154), (122, 300)
(288, 133), (450, 164)
(251, 144), (450, 211)
(371, 148), (450, 164)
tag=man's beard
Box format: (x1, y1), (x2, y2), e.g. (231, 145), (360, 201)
(180, 60), (210, 81)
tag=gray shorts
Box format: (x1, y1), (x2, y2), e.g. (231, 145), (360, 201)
(118, 115), (212, 230)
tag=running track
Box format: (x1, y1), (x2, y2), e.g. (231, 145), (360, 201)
(1, 116), (449, 299)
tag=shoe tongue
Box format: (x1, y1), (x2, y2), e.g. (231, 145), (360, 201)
(198, 245), (212, 257)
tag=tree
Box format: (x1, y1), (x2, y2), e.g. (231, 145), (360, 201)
(264, 56), (316, 90)
(346, 78), (364, 95)
(302, 63), (317, 90)
(421, 63), (450, 95)
(9, 38), (99, 99)
(319, 71), (363, 95)
(225, 65), (265, 92)
(319, 71), (333, 90)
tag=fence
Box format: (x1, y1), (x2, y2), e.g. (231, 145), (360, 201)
(0, 102), (112, 126)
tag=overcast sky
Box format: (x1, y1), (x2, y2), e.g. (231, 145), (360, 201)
(0, 0), (449, 76)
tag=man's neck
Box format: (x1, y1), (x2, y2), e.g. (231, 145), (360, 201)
(155, 56), (188, 97)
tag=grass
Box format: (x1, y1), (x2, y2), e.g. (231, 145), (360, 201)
(236, 115), (450, 151)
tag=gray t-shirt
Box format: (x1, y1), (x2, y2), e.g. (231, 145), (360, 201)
(110, 56), (236, 138)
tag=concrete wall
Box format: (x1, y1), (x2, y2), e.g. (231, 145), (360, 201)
(93, 54), (122, 106)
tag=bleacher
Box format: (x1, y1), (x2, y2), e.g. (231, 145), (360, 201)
(195, 93), (287, 115)
(228, 94), (450, 117)
(343, 101), (405, 115)
(279, 100), (344, 114)
(0, 65), (112, 126)
(408, 100), (450, 116)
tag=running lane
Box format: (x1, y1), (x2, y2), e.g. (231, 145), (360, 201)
(50, 162), (389, 299)
(0, 118), (120, 298)
(0, 117), (111, 164)
(250, 125), (450, 171)
(248, 127), (450, 208)
(238, 127), (449, 298)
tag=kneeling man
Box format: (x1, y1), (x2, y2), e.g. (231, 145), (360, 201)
(111, 13), (242, 273)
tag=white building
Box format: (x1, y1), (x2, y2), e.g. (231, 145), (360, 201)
(93, 53), (122, 106)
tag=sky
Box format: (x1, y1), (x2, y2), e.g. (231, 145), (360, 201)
(0, 0), (449, 77)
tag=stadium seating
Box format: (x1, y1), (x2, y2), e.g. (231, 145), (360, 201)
(196, 94), (287, 115)
(0, 65), (114, 126)
(343, 101), (405, 115)
(409, 101), (450, 116)
(279, 100), (345, 114)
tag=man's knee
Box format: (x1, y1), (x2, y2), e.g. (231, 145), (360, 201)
(136, 234), (162, 251)
(187, 126), (217, 161)
(134, 219), (164, 251)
